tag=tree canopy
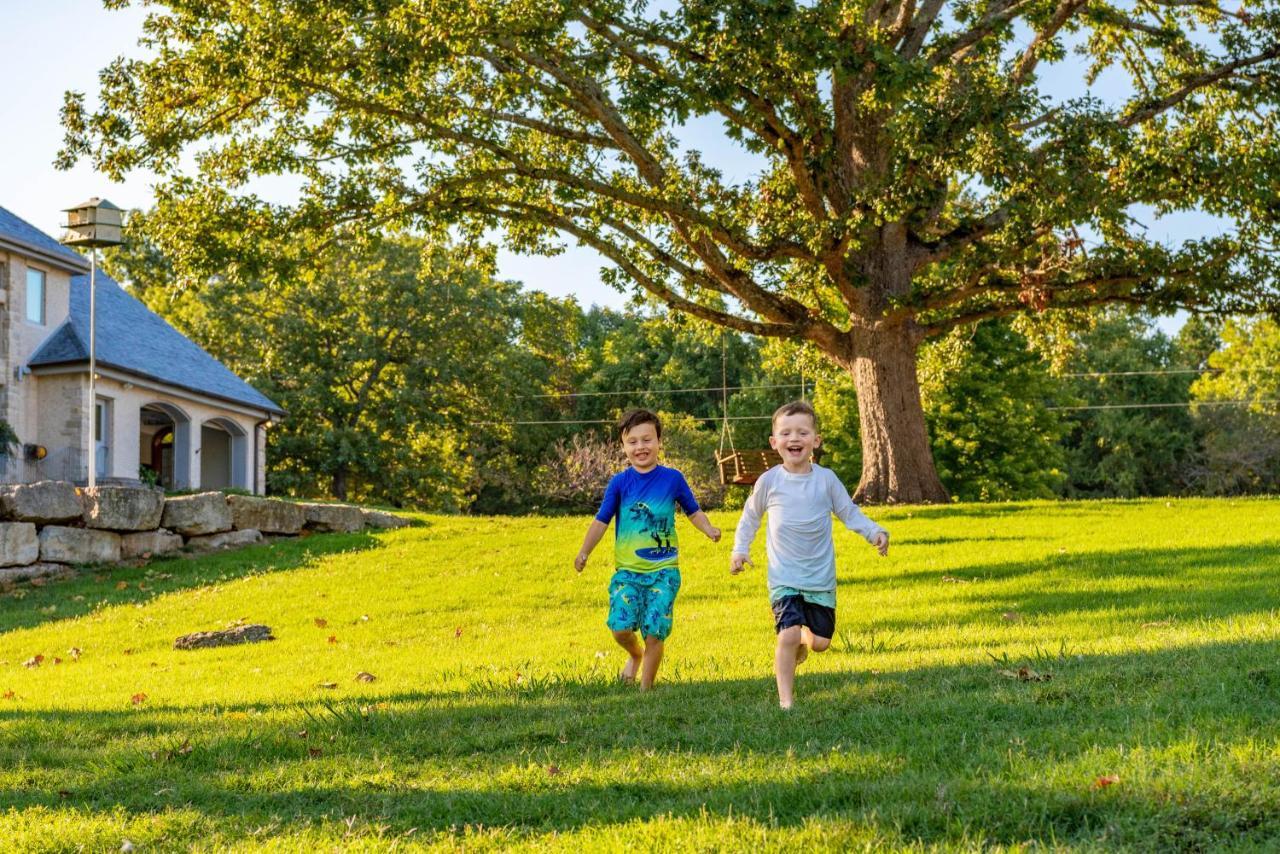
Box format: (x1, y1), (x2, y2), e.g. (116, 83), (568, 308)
(63, 0), (1280, 502)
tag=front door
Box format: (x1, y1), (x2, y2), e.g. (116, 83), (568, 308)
(95, 398), (111, 478)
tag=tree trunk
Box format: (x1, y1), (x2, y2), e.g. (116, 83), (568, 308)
(331, 465), (349, 502)
(848, 325), (949, 504)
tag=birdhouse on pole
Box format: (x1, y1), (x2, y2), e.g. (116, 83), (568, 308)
(61, 198), (124, 247)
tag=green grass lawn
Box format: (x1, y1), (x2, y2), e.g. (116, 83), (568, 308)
(2, 499), (1279, 851)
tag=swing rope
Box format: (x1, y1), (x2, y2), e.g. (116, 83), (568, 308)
(718, 332), (736, 457)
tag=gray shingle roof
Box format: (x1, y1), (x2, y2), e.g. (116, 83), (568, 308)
(29, 271), (284, 416)
(0, 205), (90, 274)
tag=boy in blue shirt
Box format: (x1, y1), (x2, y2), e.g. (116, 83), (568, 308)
(575, 409), (721, 689)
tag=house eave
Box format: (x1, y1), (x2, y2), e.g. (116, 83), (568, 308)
(0, 235), (90, 275)
(28, 360), (287, 419)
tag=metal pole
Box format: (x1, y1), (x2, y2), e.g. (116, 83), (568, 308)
(88, 247), (97, 489)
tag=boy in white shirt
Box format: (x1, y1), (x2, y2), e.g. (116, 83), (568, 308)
(730, 400), (889, 709)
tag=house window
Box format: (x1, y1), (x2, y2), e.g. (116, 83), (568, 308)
(26, 268), (45, 325)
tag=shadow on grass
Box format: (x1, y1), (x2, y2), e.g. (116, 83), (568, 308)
(0, 531), (384, 635)
(2, 638), (1280, 848)
(847, 540), (1280, 627)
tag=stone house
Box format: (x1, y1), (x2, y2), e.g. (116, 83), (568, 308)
(0, 205), (284, 492)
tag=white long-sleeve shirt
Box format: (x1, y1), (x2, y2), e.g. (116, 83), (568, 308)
(732, 464), (886, 593)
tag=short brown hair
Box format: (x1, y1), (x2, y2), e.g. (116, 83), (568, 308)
(617, 408), (662, 440)
(772, 400), (817, 432)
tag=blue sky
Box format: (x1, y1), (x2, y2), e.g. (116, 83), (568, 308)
(1, 2), (1222, 330)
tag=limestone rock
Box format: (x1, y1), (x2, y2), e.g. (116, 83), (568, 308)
(0, 522), (39, 567)
(174, 624), (274, 650)
(227, 495), (304, 534)
(299, 502), (365, 533)
(0, 480), (83, 524)
(161, 492), (232, 536)
(0, 563), (75, 584)
(82, 485), (165, 531)
(361, 508), (411, 529)
(185, 528), (263, 553)
(120, 529), (184, 560)
(39, 526), (121, 565)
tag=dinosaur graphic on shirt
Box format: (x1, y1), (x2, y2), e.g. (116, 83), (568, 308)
(628, 502), (674, 554)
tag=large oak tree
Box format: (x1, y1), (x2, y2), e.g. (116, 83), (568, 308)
(63, 0), (1280, 502)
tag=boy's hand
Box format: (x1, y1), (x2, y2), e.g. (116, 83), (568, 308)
(873, 532), (889, 557)
(574, 551), (589, 573)
(707, 526), (722, 543)
(730, 553), (753, 574)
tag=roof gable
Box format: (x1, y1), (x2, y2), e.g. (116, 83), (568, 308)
(29, 271), (284, 416)
(0, 206), (90, 274)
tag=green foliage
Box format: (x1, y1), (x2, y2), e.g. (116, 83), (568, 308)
(1190, 317), (1280, 494)
(0, 420), (19, 457)
(920, 322), (1066, 501)
(4, 501), (1280, 847)
(64, 0), (1280, 501)
(1059, 311), (1201, 498)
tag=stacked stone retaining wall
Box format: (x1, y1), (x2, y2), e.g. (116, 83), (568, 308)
(0, 482), (409, 584)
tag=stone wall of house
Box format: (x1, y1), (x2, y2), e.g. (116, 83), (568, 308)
(0, 255), (10, 422)
(0, 481), (410, 585)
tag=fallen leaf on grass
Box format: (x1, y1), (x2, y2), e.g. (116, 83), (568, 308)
(131, 693), (147, 705)
(455, 627), (464, 639)
(998, 666), (1052, 683)
(52, 657), (62, 665)
(2, 691), (15, 699)
(327, 635), (338, 644)
(1094, 774), (1120, 789)
(546, 764), (561, 776)
(355, 671), (376, 683)
(314, 618), (328, 628)
(23, 655), (43, 668)
(115, 582), (129, 590)
(317, 681), (338, 690)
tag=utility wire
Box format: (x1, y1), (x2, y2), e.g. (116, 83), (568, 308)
(519, 382), (806, 399)
(472, 415), (776, 427)
(1048, 399), (1278, 412)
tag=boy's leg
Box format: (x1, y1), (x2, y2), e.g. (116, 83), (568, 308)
(775, 626), (803, 709)
(640, 635), (664, 690)
(607, 573), (645, 682)
(804, 602), (836, 654)
(636, 569), (680, 690)
(612, 630), (644, 681)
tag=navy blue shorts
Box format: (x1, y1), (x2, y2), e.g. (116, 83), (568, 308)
(771, 595), (836, 640)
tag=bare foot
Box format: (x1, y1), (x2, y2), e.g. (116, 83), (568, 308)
(795, 643), (810, 666)
(620, 656), (641, 683)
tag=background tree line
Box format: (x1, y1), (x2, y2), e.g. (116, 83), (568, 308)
(107, 228), (1280, 513)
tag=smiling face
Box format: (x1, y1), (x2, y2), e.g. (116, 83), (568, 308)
(770, 410), (820, 472)
(621, 421), (661, 472)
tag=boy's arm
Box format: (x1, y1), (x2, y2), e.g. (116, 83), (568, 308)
(575, 519), (609, 572)
(687, 510), (721, 542)
(673, 472), (720, 542)
(730, 473), (768, 573)
(577, 475), (619, 572)
(827, 470), (889, 556)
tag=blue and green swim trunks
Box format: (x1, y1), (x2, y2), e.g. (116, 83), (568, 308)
(607, 568), (682, 640)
